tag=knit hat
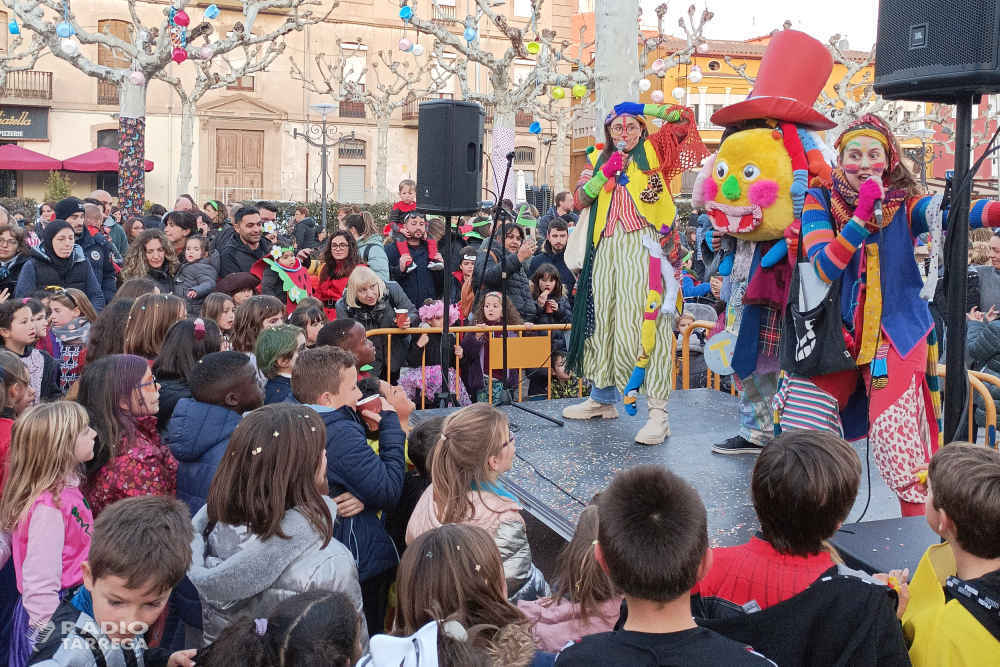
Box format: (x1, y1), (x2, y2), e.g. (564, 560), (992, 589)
(54, 197), (85, 222)
(212, 272), (260, 297)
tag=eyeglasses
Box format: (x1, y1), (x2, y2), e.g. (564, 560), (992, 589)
(500, 435), (516, 449)
(0, 238), (18, 247)
(138, 375), (159, 390)
(609, 124), (642, 136)
(329, 243), (350, 250)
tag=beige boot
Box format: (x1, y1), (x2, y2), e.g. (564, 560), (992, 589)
(635, 397), (670, 445)
(562, 397), (619, 420)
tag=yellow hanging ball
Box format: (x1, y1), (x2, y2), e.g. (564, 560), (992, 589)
(526, 41), (541, 54)
(551, 86), (565, 100)
(572, 84), (587, 98)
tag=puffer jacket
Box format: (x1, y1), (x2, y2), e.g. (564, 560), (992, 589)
(406, 484), (549, 602)
(968, 319), (1000, 427)
(292, 216), (319, 250)
(471, 239), (538, 322)
(167, 398), (242, 516)
(15, 245), (106, 310)
(335, 281), (417, 378)
(358, 234), (390, 284)
(187, 496), (368, 648)
(174, 254), (220, 316)
(517, 596), (623, 654)
(155, 375), (192, 433)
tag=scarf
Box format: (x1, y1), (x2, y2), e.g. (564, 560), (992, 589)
(829, 166), (907, 229)
(51, 317), (91, 345)
(41, 220), (76, 281)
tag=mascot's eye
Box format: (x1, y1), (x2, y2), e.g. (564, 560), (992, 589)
(715, 161), (729, 179)
(742, 164), (761, 181)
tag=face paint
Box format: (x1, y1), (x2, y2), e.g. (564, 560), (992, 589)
(870, 162), (886, 174)
(841, 164), (861, 174)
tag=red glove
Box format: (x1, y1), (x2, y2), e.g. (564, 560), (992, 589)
(784, 220), (800, 262)
(854, 177), (883, 224)
(601, 152), (624, 179)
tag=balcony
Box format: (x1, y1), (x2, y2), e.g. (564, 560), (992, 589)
(402, 100), (419, 122)
(0, 70), (53, 100)
(97, 80), (118, 106)
(339, 101), (366, 118)
(484, 104), (494, 126)
(515, 110), (533, 128)
(432, 5), (456, 22)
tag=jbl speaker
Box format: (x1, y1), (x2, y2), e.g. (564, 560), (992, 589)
(415, 100), (484, 215)
(874, 0), (1000, 102)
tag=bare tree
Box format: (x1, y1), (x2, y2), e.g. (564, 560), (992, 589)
(0, 30), (46, 88)
(639, 4), (713, 79)
(532, 94), (593, 192)
(290, 38), (455, 202)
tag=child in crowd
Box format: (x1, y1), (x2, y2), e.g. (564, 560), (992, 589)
(196, 591), (363, 667)
(115, 277), (161, 299)
(0, 402), (95, 667)
(387, 180), (443, 272)
(229, 295), (285, 355)
(675, 310), (708, 389)
(518, 504), (622, 653)
(406, 403), (548, 602)
(256, 235), (314, 314)
(291, 346), (404, 635)
(549, 349), (590, 400)
(529, 263), (572, 350)
(900, 443), (1000, 666)
(288, 304), (326, 348)
(47, 289), (97, 394)
(174, 235), (218, 316)
(256, 324), (305, 405)
(210, 272), (259, 306)
(456, 247), (478, 321)
(200, 293), (236, 351)
(0, 300), (60, 403)
(316, 318), (378, 378)
(462, 292), (525, 404)
(397, 524), (553, 667)
(123, 293), (187, 361)
(27, 495), (197, 667)
(399, 299), (470, 407)
(23, 299), (51, 357)
(385, 415), (443, 556)
(78, 354), (176, 517)
(187, 403), (367, 647)
(152, 317), (223, 431)
(556, 465), (772, 667)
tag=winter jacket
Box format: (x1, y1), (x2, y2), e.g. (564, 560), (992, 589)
(145, 266), (176, 295)
(155, 375), (192, 433)
(258, 257), (314, 314)
(15, 246), (106, 311)
(312, 404), (405, 583)
(461, 329), (519, 394)
(358, 234), (391, 284)
(386, 240), (444, 307)
(518, 597), (623, 654)
(968, 319), (1000, 427)
(187, 496), (368, 647)
(77, 226), (117, 306)
(167, 398), (242, 516)
(174, 255), (219, 316)
(212, 223), (235, 256)
(0, 254), (28, 297)
(472, 240), (538, 322)
(528, 244), (577, 302)
(17, 346), (61, 402)
(104, 220), (129, 259)
(82, 416), (177, 517)
(316, 272), (352, 319)
(292, 216), (320, 250)
(536, 206), (578, 238)
(219, 235), (272, 278)
(405, 330), (459, 370)
(532, 295), (572, 351)
(264, 374), (292, 405)
(335, 282), (418, 378)
(406, 483), (548, 602)
(387, 201), (416, 230)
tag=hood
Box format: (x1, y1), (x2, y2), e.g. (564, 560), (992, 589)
(226, 234), (272, 257)
(187, 496), (338, 602)
(30, 244), (85, 265)
(168, 398), (242, 463)
(314, 404), (362, 427)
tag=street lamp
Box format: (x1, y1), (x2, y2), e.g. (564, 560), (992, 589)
(293, 103), (354, 231)
(908, 127), (937, 190)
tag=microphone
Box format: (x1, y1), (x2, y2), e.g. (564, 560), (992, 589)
(616, 140), (627, 153)
(873, 198), (883, 226)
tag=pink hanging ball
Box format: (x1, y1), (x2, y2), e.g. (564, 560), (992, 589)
(172, 47), (188, 63)
(174, 10), (190, 27)
(128, 71), (145, 86)
(651, 90), (665, 103)
(199, 45), (214, 60)
(398, 37), (412, 52)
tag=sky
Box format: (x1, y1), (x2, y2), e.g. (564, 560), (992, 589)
(638, 0), (881, 52)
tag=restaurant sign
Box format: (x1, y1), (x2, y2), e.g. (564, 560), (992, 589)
(0, 106), (48, 141)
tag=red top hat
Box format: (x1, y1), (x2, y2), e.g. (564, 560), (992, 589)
(711, 29), (836, 131)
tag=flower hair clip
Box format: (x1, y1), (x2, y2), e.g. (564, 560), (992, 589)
(263, 221), (277, 234)
(193, 318), (206, 340)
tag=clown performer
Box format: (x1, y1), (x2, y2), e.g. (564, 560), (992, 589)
(563, 102), (709, 444)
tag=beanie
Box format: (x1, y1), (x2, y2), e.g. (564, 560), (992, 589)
(54, 197), (85, 222)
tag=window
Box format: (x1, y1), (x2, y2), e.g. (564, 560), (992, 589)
(0, 11), (8, 52)
(338, 165), (366, 203)
(0, 170), (16, 198)
(342, 52), (367, 88)
(97, 129), (119, 150)
(707, 60), (721, 71)
(339, 138), (366, 159)
(514, 146), (535, 164)
(514, 0), (533, 18)
(96, 172), (118, 198)
(97, 19), (132, 105)
(224, 32), (259, 91)
(227, 75), (255, 91)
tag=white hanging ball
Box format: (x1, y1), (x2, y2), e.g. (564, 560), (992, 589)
(128, 70), (145, 86)
(696, 42), (710, 54)
(60, 38), (78, 55)
(688, 69), (703, 84)
(411, 43), (425, 56)
(651, 90), (665, 103)
(638, 78), (651, 92)
(199, 45), (214, 60)
(671, 87), (686, 100)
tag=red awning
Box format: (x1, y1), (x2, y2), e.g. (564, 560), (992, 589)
(61, 147), (153, 173)
(0, 144), (62, 170)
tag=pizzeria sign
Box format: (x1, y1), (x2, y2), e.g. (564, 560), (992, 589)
(0, 106), (49, 141)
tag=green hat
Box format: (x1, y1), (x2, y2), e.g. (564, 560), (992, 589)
(464, 230), (484, 240)
(471, 217), (491, 228)
(516, 210), (537, 229)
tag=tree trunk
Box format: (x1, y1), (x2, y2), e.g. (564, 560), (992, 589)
(376, 115), (391, 203)
(118, 80), (148, 218)
(552, 115), (569, 192)
(176, 98), (197, 198)
(492, 101), (517, 203)
(594, 0), (640, 127)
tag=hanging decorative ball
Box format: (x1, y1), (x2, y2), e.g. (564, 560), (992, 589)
(128, 70), (146, 86)
(463, 27), (477, 42)
(199, 44), (214, 60)
(696, 42), (710, 54)
(652, 58), (665, 73)
(585, 146), (595, 154)
(688, 69), (703, 84)
(411, 43), (425, 56)
(60, 38), (78, 55)
(398, 37), (412, 52)
(56, 21), (75, 38)
(8, 20), (18, 35)
(595, 142), (604, 151)
(529, 121), (542, 134)
(173, 10), (190, 27)
(204, 4), (220, 19)
(572, 84), (587, 99)
(651, 90), (665, 103)
(671, 86), (686, 100)
(172, 47), (188, 63)
(399, 6), (413, 21)
(31, 6), (45, 19)
(526, 41), (541, 54)
(638, 78), (651, 92)
(551, 86), (565, 100)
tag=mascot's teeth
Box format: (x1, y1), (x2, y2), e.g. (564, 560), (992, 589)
(727, 213), (743, 231)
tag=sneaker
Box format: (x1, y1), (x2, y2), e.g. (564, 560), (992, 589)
(406, 262), (417, 273)
(711, 435), (764, 455)
(427, 261), (444, 271)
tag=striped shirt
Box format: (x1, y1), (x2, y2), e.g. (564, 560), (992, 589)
(801, 192), (870, 284)
(604, 180), (647, 237)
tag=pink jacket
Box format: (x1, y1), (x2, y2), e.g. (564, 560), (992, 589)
(405, 484), (524, 545)
(517, 597), (624, 653)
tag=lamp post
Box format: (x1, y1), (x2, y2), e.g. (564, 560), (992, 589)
(907, 127), (938, 190)
(293, 102), (355, 231)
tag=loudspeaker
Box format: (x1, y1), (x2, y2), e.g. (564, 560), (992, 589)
(415, 100), (485, 215)
(874, 0), (1000, 102)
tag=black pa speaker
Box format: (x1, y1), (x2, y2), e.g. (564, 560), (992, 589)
(874, 0), (1000, 103)
(415, 100), (485, 215)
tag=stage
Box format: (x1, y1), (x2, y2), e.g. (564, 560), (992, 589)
(416, 389), (938, 575)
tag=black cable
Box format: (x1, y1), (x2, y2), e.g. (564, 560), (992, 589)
(853, 435), (873, 523)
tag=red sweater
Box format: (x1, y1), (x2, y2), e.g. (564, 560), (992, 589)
(694, 535), (835, 610)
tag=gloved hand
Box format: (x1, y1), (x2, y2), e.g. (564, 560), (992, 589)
(614, 102), (645, 117)
(784, 220), (801, 261)
(854, 177), (884, 224)
(601, 152), (624, 179)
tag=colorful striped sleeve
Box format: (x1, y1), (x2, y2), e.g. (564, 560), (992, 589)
(801, 192), (870, 284)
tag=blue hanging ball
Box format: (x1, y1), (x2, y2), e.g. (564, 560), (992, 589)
(463, 27), (477, 42)
(399, 6), (413, 21)
(8, 20), (19, 35)
(529, 121), (542, 134)
(56, 21), (74, 38)
(204, 4), (220, 19)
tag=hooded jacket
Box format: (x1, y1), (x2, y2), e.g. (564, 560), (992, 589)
(174, 254), (220, 316)
(335, 281), (418, 378)
(0, 253), (29, 297)
(167, 398), (242, 516)
(15, 245), (105, 310)
(358, 234), (391, 284)
(472, 239), (538, 322)
(517, 596), (623, 654)
(219, 234), (272, 278)
(187, 497), (368, 648)
(77, 225), (117, 305)
(313, 404), (405, 583)
(529, 241), (577, 302)
(292, 216), (319, 250)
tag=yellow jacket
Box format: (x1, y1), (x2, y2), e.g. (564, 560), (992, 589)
(902, 542), (1000, 667)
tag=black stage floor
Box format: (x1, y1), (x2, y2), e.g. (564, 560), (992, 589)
(417, 390), (904, 550)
